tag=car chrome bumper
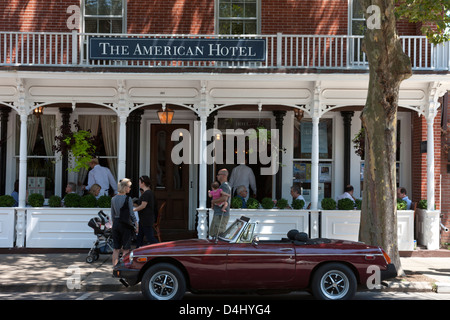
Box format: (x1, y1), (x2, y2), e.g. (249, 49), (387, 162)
(112, 263), (140, 287)
(380, 263), (397, 281)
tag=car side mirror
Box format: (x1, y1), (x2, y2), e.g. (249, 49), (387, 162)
(252, 235), (259, 247)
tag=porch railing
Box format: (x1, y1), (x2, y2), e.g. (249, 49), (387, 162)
(0, 31), (449, 71)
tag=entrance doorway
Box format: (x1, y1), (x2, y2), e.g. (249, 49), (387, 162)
(216, 117), (273, 201)
(150, 124), (190, 232)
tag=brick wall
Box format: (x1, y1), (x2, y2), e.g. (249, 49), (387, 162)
(261, 0), (348, 35)
(411, 99), (450, 246)
(0, 0), (78, 32)
(0, 0), (419, 36)
(127, 0), (214, 34)
(441, 95), (450, 244)
(411, 108), (442, 210)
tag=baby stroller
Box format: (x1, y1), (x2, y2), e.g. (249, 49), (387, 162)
(86, 210), (113, 263)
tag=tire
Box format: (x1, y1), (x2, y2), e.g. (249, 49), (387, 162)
(311, 263), (357, 300)
(141, 263), (186, 300)
(86, 255), (94, 263)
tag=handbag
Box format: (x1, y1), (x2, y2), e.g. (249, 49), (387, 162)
(119, 196), (135, 230)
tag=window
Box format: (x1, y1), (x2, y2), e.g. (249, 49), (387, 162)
(15, 114), (57, 198)
(293, 119), (333, 205)
(84, 0), (125, 33)
(217, 0), (259, 34)
(350, 0), (366, 36)
(349, 0), (367, 64)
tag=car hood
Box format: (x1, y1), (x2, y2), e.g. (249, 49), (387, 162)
(131, 238), (219, 255)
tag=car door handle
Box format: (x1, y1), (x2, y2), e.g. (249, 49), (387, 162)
(280, 248), (294, 252)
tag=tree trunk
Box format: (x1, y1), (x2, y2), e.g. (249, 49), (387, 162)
(359, 0), (412, 274)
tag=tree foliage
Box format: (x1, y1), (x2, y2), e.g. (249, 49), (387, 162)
(395, 0), (450, 44)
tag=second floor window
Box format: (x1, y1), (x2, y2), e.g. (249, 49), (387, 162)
(84, 0), (125, 33)
(217, 0), (259, 35)
(350, 0), (366, 36)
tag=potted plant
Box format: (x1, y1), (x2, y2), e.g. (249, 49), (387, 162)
(28, 193), (45, 207)
(261, 197), (274, 209)
(291, 198), (305, 210)
(355, 198), (362, 210)
(63, 193), (81, 207)
(352, 128), (365, 159)
(276, 198), (288, 209)
(321, 198), (336, 210)
(53, 120), (97, 172)
(246, 198), (260, 209)
(231, 196), (243, 209)
(97, 195), (112, 208)
(0, 195), (15, 207)
(418, 199), (427, 209)
(48, 195), (62, 207)
(397, 199), (407, 210)
(80, 194), (97, 208)
(337, 198), (355, 210)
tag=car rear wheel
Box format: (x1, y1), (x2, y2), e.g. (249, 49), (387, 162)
(141, 263), (186, 300)
(311, 263), (357, 300)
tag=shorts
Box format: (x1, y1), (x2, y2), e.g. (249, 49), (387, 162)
(112, 222), (133, 250)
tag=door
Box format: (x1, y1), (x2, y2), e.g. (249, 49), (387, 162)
(225, 242), (296, 288)
(151, 124), (190, 230)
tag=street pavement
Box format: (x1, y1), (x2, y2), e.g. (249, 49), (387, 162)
(0, 250), (449, 295)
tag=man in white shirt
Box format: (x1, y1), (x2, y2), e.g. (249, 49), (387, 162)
(229, 163), (257, 201)
(337, 185), (355, 204)
(84, 158), (118, 196)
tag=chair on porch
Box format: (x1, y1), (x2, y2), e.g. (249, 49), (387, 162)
(154, 201), (166, 243)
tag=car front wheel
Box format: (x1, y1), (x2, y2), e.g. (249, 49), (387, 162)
(311, 263), (357, 300)
(141, 263), (186, 300)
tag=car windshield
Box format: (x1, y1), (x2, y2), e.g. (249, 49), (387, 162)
(218, 218), (248, 242)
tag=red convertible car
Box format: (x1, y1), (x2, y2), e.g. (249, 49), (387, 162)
(113, 216), (397, 300)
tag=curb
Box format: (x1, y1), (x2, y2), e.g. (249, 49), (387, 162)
(0, 280), (439, 294)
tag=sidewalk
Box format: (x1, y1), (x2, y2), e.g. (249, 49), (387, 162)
(0, 251), (449, 294)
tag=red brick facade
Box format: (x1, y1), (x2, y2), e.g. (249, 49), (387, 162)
(441, 96), (450, 244)
(0, 0), (416, 36)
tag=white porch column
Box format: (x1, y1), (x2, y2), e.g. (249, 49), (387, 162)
(18, 112), (28, 208)
(196, 114), (208, 239)
(426, 116), (435, 211)
(310, 116), (320, 210)
(196, 81), (210, 239)
(16, 89), (29, 247)
(117, 114), (127, 181)
(16, 112), (28, 248)
(425, 82), (442, 211)
(310, 82), (321, 211)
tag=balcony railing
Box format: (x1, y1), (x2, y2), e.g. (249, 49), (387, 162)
(0, 31), (449, 71)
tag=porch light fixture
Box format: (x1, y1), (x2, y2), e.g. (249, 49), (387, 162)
(33, 106), (43, 117)
(157, 105), (174, 124)
(295, 109), (304, 122)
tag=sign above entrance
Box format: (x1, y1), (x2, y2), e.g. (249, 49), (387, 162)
(89, 38), (266, 61)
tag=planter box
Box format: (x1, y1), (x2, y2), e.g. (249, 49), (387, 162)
(321, 210), (361, 242)
(415, 208), (440, 250)
(217, 209), (414, 250)
(320, 210), (414, 251)
(26, 208), (111, 248)
(0, 208), (16, 248)
(226, 209), (310, 240)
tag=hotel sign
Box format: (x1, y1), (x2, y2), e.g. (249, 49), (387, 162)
(89, 38), (266, 61)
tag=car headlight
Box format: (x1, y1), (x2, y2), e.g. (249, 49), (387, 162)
(129, 251), (134, 263)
